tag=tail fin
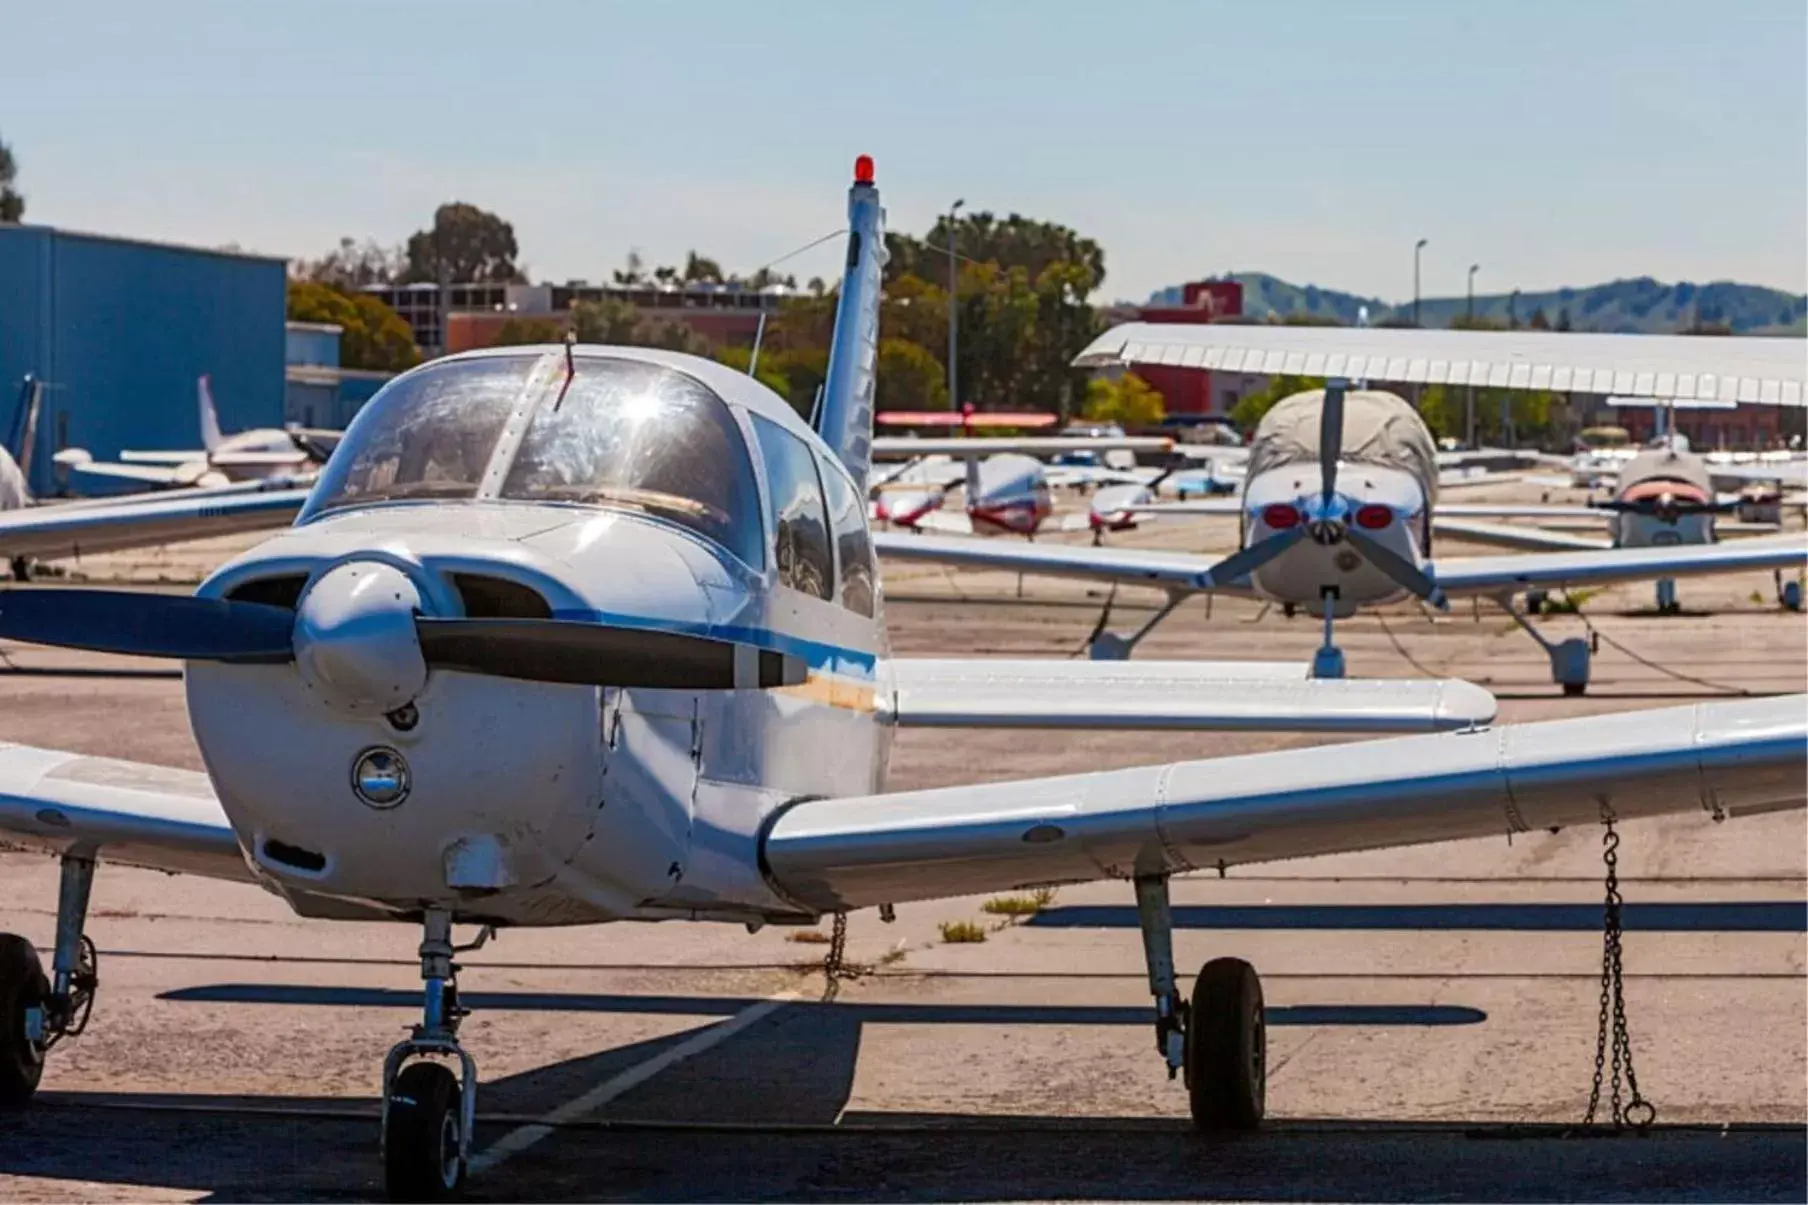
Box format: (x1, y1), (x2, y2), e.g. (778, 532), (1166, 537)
(816, 155), (887, 488)
(198, 375), (225, 452)
(14, 375), (42, 484)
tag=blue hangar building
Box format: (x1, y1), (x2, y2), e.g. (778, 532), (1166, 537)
(0, 225), (287, 495)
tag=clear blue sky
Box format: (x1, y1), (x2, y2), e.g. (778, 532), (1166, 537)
(3, 0), (1803, 302)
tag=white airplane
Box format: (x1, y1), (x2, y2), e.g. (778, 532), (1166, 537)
(0, 162), (1798, 1198)
(57, 375), (341, 489)
(0, 376), (311, 579)
(876, 378), (1807, 689)
(869, 435), (1176, 538)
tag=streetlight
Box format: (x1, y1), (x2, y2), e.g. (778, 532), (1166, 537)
(1465, 263), (1480, 448)
(948, 199), (965, 410)
(1412, 238), (1428, 327)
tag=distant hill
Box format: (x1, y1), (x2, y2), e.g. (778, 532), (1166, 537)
(1146, 273), (1807, 335)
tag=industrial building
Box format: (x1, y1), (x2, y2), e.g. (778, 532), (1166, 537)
(363, 279), (789, 356)
(0, 225), (286, 495)
(283, 321), (392, 431)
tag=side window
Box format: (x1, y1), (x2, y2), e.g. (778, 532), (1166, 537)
(820, 458), (876, 618)
(751, 415), (833, 600)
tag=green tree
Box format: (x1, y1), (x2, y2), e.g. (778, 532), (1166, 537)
(0, 135), (23, 223)
(1081, 372), (1165, 428)
(712, 346), (792, 399)
(682, 252), (723, 283)
(570, 298), (642, 344)
(875, 338), (949, 411)
(286, 281), (421, 372)
(1229, 375), (1325, 432)
(295, 237), (404, 288)
(1418, 385), (1560, 444)
(490, 316), (565, 346)
(402, 202), (524, 283)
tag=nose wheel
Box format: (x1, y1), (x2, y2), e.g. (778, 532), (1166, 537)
(0, 854), (98, 1109)
(381, 910), (489, 1201)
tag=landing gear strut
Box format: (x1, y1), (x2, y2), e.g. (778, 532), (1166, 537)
(1133, 875), (1265, 1132)
(1654, 578), (1678, 614)
(1499, 591), (1592, 696)
(1088, 590), (1186, 661)
(1310, 587), (1344, 679)
(381, 909), (488, 1201)
(0, 854), (98, 1108)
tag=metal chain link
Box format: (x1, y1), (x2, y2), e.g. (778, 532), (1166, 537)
(1583, 802), (1657, 1131)
(820, 912), (859, 1002)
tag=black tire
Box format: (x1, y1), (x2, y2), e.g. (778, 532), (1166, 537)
(1562, 681), (1587, 697)
(385, 1061), (465, 1201)
(1185, 956), (1264, 1132)
(0, 933), (49, 1108)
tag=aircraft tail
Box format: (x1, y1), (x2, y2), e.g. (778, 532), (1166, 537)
(816, 156), (887, 488)
(7, 375), (44, 484)
(198, 375), (225, 453)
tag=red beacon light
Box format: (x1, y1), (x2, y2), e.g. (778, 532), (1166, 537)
(854, 155), (875, 185)
(1261, 503), (1301, 530)
(1354, 504), (1394, 530)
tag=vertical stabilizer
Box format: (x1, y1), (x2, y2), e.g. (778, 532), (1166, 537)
(14, 375), (42, 483)
(0, 376), (37, 507)
(816, 156), (887, 488)
(198, 375), (225, 452)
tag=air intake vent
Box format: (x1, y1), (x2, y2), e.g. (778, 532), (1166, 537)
(226, 574), (307, 610)
(262, 838), (327, 873)
(451, 574), (552, 620)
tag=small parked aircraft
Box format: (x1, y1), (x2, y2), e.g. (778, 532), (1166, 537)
(878, 326), (1808, 687)
(0, 163), (1800, 1201)
(58, 375), (341, 489)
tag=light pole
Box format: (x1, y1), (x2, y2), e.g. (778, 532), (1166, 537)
(947, 199), (964, 410)
(1412, 238), (1428, 327)
(1465, 264), (1479, 448)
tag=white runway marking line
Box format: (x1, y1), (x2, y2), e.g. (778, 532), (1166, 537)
(468, 990), (800, 1173)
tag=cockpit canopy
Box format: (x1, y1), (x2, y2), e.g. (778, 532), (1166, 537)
(302, 351), (766, 569)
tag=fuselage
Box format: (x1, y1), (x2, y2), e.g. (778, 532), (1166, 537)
(184, 346), (892, 928)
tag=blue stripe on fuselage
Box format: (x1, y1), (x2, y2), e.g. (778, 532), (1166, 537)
(549, 608), (878, 681)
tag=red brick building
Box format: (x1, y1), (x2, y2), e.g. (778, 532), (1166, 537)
(1123, 280), (1248, 417)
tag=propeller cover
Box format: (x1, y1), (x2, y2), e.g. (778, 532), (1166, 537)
(293, 561), (427, 714)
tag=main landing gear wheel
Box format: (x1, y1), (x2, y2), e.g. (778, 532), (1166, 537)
(1185, 956), (1265, 1132)
(384, 1061), (466, 1201)
(0, 933), (50, 1107)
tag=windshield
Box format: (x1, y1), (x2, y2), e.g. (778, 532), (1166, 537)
(305, 357), (532, 517)
(500, 358), (764, 569)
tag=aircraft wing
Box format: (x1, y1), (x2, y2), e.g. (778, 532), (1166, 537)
(1430, 534), (1808, 596)
(1432, 517), (1612, 553)
(0, 485), (309, 561)
(763, 695), (1805, 912)
(1073, 323), (1807, 405)
(1438, 504), (1606, 520)
(873, 530), (1247, 593)
(882, 658), (1495, 733)
(872, 436), (1172, 459)
(1438, 471), (1524, 490)
(209, 451), (311, 469)
(117, 451), (204, 465)
(0, 743), (251, 881)
(1124, 499), (1246, 517)
(71, 461), (185, 486)
(1707, 461), (1808, 490)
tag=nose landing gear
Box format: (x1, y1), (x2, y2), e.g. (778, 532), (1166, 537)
(1133, 875), (1266, 1133)
(382, 910), (490, 1201)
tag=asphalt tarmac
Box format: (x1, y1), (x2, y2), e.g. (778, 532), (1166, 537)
(0, 500), (1803, 1201)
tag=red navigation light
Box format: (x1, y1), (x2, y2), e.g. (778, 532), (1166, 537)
(1355, 504), (1394, 530)
(854, 155), (875, 185)
(1261, 503), (1301, 530)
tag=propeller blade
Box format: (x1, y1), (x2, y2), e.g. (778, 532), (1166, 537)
(1319, 381), (1346, 506)
(415, 618), (809, 690)
(1199, 526), (1307, 588)
(0, 589), (296, 662)
(1344, 530), (1449, 610)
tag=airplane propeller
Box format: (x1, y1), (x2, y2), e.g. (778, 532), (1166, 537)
(1318, 380), (1345, 507)
(0, 589), (807, 692)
